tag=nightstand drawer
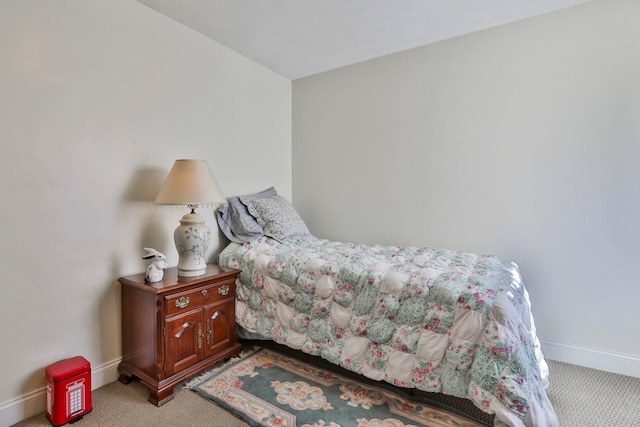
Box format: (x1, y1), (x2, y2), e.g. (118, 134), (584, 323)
(165, 280), (235, 316)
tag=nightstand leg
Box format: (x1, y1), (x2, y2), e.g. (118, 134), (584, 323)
(142, 381), (175, 406)
(117, 365), (134, 385)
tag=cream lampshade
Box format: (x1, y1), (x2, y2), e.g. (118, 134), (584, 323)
(155, 159), (226, 277)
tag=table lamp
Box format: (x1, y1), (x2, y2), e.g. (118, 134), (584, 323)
(155, 159), (226, 277)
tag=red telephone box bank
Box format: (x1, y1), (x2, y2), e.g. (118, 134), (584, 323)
(45, 356), (92, 426)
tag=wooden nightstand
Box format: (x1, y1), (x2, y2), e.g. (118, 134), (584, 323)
(117, 264), (243, 406)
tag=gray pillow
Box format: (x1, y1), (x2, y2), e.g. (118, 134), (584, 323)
(216, 187), (277, 243)
(239, 194), (311, 242)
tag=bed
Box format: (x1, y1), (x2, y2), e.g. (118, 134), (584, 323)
(216, 188), (558, 427)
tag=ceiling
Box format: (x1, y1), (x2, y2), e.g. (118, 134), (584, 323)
(137, 0), (592, 80)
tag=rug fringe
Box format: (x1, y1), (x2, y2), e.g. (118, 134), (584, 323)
(181, 346), (262, 390)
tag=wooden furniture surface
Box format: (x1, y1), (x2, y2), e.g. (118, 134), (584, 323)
(118, 264), (242, 406)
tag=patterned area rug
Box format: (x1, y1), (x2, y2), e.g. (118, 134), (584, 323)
(189, 348), (487, 427)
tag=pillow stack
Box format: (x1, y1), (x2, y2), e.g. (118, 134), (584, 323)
(216, 187), (312, 243)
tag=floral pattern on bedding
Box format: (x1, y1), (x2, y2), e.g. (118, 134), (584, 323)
(219, 237), (558, 427)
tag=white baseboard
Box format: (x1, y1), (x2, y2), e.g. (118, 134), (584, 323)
(0, 358), (121, 427)
(541, 339), (640, 378)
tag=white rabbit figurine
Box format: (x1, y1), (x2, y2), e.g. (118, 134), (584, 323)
(143, 247), (168, 283)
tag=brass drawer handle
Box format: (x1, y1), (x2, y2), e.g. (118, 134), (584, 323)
(218, 284), (230, 296)
(201, 289), (208, 296)
(175, 296), (189, 309)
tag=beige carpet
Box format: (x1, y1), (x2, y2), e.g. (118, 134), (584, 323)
(545, 359), (640, 426)
(12, 359), (640, 427)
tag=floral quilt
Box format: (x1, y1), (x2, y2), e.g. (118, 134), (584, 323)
(219, 237), (558, 427)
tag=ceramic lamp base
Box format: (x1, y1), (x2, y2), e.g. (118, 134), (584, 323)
(174, 212), (211, 277)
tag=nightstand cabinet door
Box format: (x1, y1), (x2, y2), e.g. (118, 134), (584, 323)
(204, 299), (234, 358)
(165, 311), (202, 377)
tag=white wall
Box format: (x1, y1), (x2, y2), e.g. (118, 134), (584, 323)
(293, 0), (640, 376)
(0, 1), (291, 424)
